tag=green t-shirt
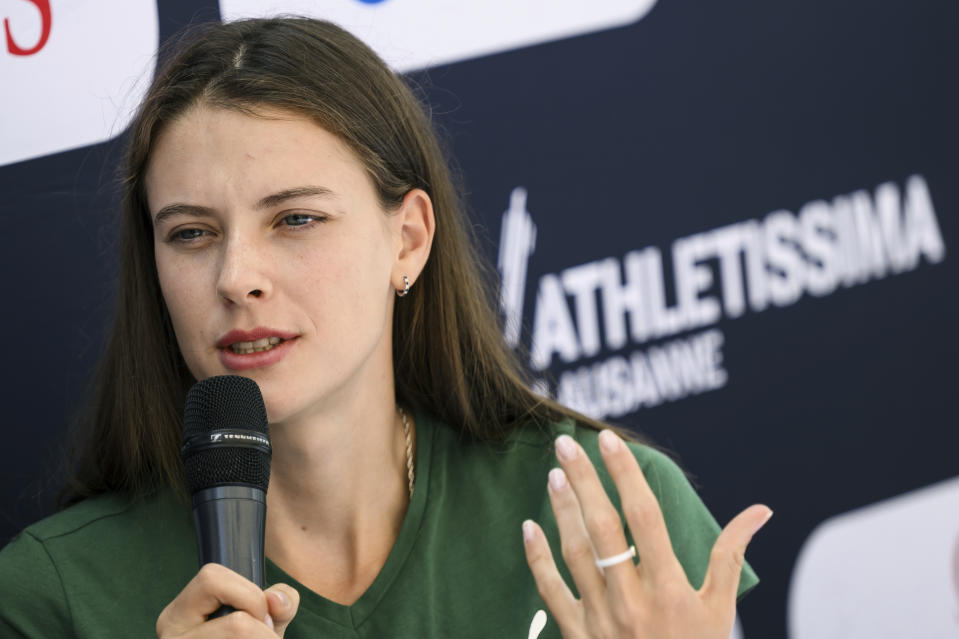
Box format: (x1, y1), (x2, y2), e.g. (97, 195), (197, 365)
(0, 415), (757, 637)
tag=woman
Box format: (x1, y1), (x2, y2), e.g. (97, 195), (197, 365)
(0, 17), (769, 638)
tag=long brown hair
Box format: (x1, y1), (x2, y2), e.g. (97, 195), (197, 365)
(63, 17), (621, 506)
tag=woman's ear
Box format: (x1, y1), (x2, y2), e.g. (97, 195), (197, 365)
(392, 188), (435, 291)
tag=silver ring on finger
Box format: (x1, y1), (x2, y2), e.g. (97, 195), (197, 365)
(595, 545), (637, 570)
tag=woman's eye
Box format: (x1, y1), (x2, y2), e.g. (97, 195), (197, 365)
(280, 213), (326, 229)
(170, 228), (207, 242)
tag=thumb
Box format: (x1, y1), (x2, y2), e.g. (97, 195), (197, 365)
(700, 504), (772, 606)
(265, 583), (300, 637)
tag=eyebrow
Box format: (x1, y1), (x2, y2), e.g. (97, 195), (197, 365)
(152, 185), (337, 226)
(255, 185), (336, 210)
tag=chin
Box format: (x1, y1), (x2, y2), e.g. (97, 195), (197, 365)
(257, 388), (308, 426)
(261, 396), (291, 424)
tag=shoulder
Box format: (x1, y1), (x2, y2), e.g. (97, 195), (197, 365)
(0, 491), (151, 581)
(504, 417), (680, 480)
(13, 489), (192, 550)
(428, 414), (680, 486)
(0, 521), (73, 636)
(14, 492), (143, 542)
(427, 414), (692, 523)
(0, 490), (196, 638)
(0, 494), (139, 637)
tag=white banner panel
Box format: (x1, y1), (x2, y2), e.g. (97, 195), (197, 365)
(789, 477), (959, 638)
(0, 0), (158, 167)
(220, 0), (659, 71)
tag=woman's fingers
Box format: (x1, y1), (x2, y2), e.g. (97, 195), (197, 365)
(557, 433), (684, 583)
(528, 430), (770, 639)
(156, 563), (271, 637)
(699, 504), (772, 606)
(265, 584), (300, 637)
(554, 435), (642, 599)
(596, 430), (686, 583)
(546, 467), (609, 607)
(190, 610), (281, 638)
(522, 519), (585, 637)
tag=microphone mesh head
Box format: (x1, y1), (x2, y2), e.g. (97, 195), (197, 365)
(182, 375), (271, 494)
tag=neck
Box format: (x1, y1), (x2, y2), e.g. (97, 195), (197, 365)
(263, 390), (414, 603)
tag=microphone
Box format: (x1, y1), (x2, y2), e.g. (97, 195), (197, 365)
(181, 375), (271, 618)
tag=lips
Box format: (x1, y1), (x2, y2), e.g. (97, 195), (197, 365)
(216, 327), (299, 349)
(228, 336), (284, 354)
(216, 327), (299, 371)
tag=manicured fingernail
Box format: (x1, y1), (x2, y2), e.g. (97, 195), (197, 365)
(264, 614), (275, 630)
(753, 508), (774, 535)
(274, 590), (289, 608)
(522, 519), (535, 542)
(548, 467), (567, 491)
(599, 429), (622, 453)
(555, 435), (577, 461)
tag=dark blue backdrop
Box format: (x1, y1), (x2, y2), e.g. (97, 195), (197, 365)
(2, 1), (956, 636)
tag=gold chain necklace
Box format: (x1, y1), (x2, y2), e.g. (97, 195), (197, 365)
(399, 407), (414, 499)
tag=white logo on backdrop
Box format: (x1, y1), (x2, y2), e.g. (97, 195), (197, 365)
(498, 187), (537, 348)
(220, 0), (660, 72)
(498, 176), (946, 420)
(788, 476), (959, 638)
(0, 0), (158, 167)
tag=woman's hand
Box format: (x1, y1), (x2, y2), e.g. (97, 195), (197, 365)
(522, 430), (771, 639)
(156, 563), (300, 638)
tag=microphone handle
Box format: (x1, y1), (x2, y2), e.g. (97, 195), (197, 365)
(192, 485), (267, 619)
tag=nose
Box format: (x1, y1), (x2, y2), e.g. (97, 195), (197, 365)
(215, 235), (272, 306)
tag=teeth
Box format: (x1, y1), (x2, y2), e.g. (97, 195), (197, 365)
(229, 336), (283, 354)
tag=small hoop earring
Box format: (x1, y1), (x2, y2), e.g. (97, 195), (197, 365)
(396, 275), (410, 297)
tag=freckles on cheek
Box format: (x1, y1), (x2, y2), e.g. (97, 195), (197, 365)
(291, 244), (342, 288)
(157, 274), (188, 323)
(157, 264), (210, 349)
